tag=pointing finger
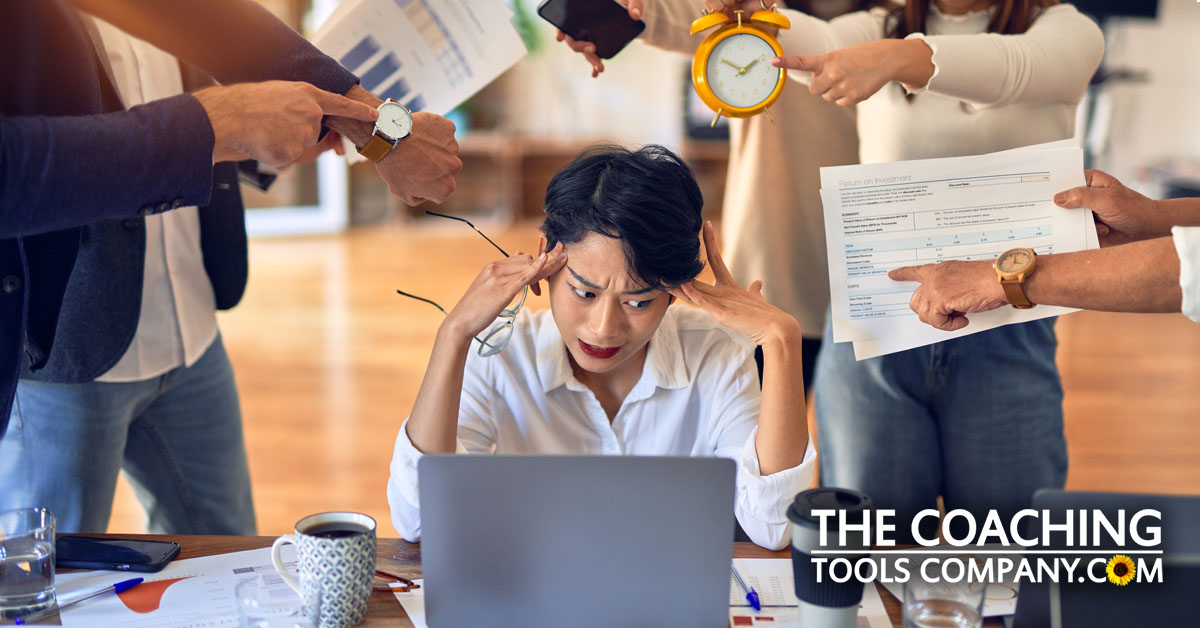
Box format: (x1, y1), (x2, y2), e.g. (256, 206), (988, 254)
(770, 54), (825, 72)
(888, 265), (925, 283)
(311, 88), (379, 122)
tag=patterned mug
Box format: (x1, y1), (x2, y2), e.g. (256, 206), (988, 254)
(271, 512), (377, 628)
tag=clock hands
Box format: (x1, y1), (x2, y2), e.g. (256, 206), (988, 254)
(721, 54), (768, 76)
(720, 58), (745, 74)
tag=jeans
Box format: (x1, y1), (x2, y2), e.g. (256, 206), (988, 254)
(813, 315), (1067, 544)
(0, 335), (256, 535)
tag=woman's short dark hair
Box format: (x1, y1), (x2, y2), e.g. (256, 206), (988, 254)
(540, 144), (704, 291)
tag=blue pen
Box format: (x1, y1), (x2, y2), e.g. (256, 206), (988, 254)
(731, 565), (761, 612)
(16, 577), (145, 624)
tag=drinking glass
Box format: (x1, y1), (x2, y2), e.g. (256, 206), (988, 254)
(236, 573), (319, 628)
(903, 568), (986, 628)
(0, 508), (56, 623)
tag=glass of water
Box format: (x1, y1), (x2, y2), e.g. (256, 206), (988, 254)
(236, 573), (319, 628)
(903, 570), (986, 628)
(0, 508), (56, 623)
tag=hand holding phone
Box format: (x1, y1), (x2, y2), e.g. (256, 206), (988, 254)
(55, 537), (181, 573)
(539, 0), (645, 76)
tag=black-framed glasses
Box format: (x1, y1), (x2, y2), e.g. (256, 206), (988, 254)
(396, 211), (527, 357)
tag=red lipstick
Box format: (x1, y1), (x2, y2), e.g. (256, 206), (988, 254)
(579, 340), (620, 359)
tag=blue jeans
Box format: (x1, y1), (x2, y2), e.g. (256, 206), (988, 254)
(813, 316), (1067, 544)
(0, 336), (256, 534)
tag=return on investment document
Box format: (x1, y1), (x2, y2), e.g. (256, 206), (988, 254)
(819, 142), (1098, 360)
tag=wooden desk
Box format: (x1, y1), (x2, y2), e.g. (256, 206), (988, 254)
(75, 535), (1001, 627)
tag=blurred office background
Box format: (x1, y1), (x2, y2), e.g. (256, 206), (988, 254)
(106, 0), (1200, 535)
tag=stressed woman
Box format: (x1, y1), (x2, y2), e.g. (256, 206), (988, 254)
(388, 145), (814, 549)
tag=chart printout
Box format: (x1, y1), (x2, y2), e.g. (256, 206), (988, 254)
(819, 143), (1097, 359)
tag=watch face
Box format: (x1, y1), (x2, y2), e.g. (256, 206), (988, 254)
(705, 32), (780, 109)
(376, 101), (413, 142)
(996, 248), (1034, 274)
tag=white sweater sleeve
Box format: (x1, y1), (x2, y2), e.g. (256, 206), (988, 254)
(1173, 226), (1200, 323)
(913, 4), (1103, 107)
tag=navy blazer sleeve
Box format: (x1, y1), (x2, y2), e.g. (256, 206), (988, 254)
(0, 96), (215, 239)
(0, 0), (358, 239)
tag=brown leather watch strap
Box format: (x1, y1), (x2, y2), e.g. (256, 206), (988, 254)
(1001, 279), (1034, 309)
(357, 134), (392, 163)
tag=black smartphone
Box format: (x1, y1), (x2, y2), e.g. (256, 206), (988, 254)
(55, 537), (181, 573)
(537, 0), (645, 59)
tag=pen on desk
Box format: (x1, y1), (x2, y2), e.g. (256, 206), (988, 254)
(731, 565), (760, 612)
(16, 577), (146, 624)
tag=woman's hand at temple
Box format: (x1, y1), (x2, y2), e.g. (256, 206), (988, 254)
(672, 220), (807, 476)
(408, 242), (566, 455)
(670, 221), (802, 346)
(442, 242), (567, 343)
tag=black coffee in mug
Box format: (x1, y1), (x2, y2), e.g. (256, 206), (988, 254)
(272, 512), (378, 628)
(304, 522), (370, 539)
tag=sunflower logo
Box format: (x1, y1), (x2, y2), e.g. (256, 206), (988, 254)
(1106, 554), (1136, 586)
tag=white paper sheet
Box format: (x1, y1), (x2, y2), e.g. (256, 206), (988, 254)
(54, 547), (296, 627)
(728, 558), (891, 628)
(818, 141), (1097, 359)
(312, 0), (526, 117)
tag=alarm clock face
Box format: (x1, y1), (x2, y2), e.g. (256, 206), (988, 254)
(705, 32), (781, 109)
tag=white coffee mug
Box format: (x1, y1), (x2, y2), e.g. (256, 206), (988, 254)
(271, 512), (377, 628)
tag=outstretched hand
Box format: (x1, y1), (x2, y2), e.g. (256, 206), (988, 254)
(670, 221), (800, 344)
(1054, 169), (1161, 247)
(443, 242), (567, 342)
(770, 38), (933, 107)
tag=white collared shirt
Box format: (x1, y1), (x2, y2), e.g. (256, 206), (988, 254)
(92, 20), (219, 382)
(388, 306), (817, 550)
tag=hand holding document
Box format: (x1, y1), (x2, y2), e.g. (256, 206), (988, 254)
(820, 141), (1100, 360)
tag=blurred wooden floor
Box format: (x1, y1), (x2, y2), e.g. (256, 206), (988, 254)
(108, 222), (1200, 535)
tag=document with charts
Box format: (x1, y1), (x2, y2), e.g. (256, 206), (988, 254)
(54, 546), (296, 627)
(819, 141), (1098, 360)
(313, 0), (526, 116)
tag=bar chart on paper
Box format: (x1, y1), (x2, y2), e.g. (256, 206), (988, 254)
(314, 0), (526, 117)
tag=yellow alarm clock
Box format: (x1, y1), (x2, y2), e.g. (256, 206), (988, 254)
(691, 3), (791, 125)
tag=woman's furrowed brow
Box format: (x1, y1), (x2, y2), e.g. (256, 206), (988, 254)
(567, 266), (656, 295)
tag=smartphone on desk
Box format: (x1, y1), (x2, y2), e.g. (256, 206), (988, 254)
(55, 537), (181, 572)
(537, 0), (645, 59)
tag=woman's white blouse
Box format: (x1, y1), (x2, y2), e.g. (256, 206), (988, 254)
(388, 306), (816, 550)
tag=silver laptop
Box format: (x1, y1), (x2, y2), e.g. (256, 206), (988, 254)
(418, 455), (736, 628)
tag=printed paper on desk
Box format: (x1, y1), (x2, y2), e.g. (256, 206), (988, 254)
(313, 0), (527, 117)
(819, 142), (1096, 359)
(728, 558), (891, 628)
(53, 546), (297, 627)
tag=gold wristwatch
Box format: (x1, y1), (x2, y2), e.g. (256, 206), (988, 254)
(357, 99), (412, 162)
(994, 247), (1037, 309)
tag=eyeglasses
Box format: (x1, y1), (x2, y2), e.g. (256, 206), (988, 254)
(396, 210), (527, 357)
